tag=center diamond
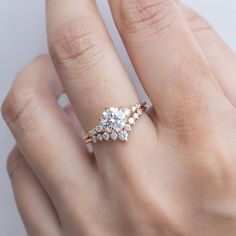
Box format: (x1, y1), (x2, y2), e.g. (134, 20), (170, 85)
(100, 107), (127, 132)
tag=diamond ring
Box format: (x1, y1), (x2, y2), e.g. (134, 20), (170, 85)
(83, 102), (147, 143)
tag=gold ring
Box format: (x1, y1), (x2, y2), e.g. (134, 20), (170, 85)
(83, 102), (147, 143)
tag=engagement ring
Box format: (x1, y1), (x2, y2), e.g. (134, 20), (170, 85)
(83, 102), (147, 143)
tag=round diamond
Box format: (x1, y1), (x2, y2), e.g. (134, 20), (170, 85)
(95, 124), (103, 132)
(137, 109), (142, 116)
(97, 134), (103, 141)
(124, 108), (131, 116)
(119, 131), (128, 141)
(124, 124), (131, 132)
(128, 117), (135, 125)
(92, 136), (97, 143)
(102, 132), (110, 141)
(133, 113), (139, 120)
(131, 106), (136, 112)
(89, 130), (96, 136)
(100, 107), (127, 132)
(111, 132), (118, 140)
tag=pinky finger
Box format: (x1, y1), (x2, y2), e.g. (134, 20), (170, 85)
(7, 146), (61, 236)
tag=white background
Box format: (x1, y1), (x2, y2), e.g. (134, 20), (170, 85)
(1, 1), (236, 235)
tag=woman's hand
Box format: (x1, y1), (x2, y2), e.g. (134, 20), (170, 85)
(2, 1), (236, 235)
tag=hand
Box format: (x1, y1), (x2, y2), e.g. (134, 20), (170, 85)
(2, 1), (236, 235)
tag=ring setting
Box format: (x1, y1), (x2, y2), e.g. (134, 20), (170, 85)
(83, 102), (147, 143)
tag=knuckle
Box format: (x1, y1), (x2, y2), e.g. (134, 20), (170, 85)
(7, 149), (25, 179)
(2, 77), (41, 128)
(118, 0), (176, 38)
(50, 18), (105, 71)
(2, 56), (50, 126)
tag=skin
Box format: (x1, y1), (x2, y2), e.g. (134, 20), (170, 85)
(2, 0), (236, 235)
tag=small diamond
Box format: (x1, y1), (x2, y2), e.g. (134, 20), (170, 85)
(111, 132), (118, 140)
(124, 124), (131, 132)
(92, 136), (97, 143)
(95, 125), (103, 132)
(119, 131), (128, 141)
(133, 113), (139, 120)
(102, 132), (110, 141)
(137, 109), (142, 116)
(97, 134), (103, 141)
(89, 130), (96, 136)
(124, 108), (131, 116)
(131, 106), (136, 112)
(128, 117), (135, 125)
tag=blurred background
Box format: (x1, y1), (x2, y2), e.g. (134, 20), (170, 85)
(1, 1), (236, 235)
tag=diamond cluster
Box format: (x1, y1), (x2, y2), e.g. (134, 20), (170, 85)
(85, 103), (145, 143)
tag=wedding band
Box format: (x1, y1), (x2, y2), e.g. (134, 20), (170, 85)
(83, 102), (147, 143)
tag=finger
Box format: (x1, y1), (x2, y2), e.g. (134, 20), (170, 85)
(1, 55), (97, 217)
(176, 1), (236, 107)
(46, 0), (139, 133)
(7, 146), (61, 236)
(108, 0), (232, 130)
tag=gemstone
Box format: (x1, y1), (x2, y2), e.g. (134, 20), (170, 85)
(100, 107), (127, 132)
(133, 113), (139, 120)
(131, 106), (136, 112)
(95, 124), (103, 132)
(128, 117), (135, 125)
(89, 130), (96, 136)
(124, 108), (131, 116)
(124, 124), (131, 132)
(92, 136), (97, 143)
(119, 131), (128, 141)
(102, 132), (110, 141)
(111, 132), (118, 140)
(137, 109), (142, 116)
(97, 134), (103, 141)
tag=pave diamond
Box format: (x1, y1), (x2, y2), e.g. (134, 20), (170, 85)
(137, 109), (142, 116)
(95, 124), (103, 132)
(111, 132), (118, 140)
(92, 136), (97, 143)
(124, 124), (131, 132)
(128, 117), (135, 125)
(101, 107), (127, 132)
(102, 132), (110, 141)
(133, 113), (139, 120)
(97, 134), (103, 141)
(119, 131), (128, 141)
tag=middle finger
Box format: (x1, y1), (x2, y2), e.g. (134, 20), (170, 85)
(46, 0), (139, 134)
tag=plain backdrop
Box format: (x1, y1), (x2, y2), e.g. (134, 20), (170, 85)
(1, 1), (236, 235)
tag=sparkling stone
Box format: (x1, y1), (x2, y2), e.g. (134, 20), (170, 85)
(124, 124), (131, 132)
(89, 130), (96, 136)
(128, 117), (135, 125)
(95, 124), (103, 132)
(100, 107), (127, 132)
(124, 108), (131, 116)
(92, 136), (97, 143)
(111, 132), (118, 140)
(137, 109), (142, 116)
(102, 132), (110, 141)
(97, 134), (103, 141)
(131, 106), (137, 112)
(133, 113), (139, 120)
(119, 131), (128, 141)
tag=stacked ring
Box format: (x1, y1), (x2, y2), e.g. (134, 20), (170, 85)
(83, 102), (147, 143)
